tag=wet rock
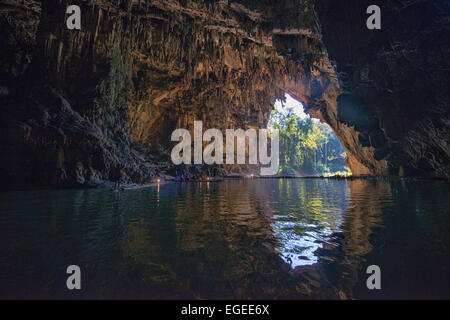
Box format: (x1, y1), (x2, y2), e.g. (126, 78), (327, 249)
(316, 0), (450, 178)
(0, 0), (448, 190)
(75, 162), (85, 185)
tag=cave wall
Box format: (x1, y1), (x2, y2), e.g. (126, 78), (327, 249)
(316, 0), (450, 178)
(0, 0), (448, 189)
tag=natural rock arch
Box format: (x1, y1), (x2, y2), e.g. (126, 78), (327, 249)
(0, 0), (448, 189)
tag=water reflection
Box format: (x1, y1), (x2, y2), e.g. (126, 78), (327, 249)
(272, 179), (349, 267)
(0, 179), (449, 299)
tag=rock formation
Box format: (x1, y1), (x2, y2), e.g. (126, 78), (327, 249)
(0, 0), (448, 190)
(316, 0), (450, 178)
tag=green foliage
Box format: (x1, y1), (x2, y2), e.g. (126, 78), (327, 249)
(269, 108), (351, 176)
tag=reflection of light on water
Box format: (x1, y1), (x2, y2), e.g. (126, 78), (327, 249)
(273, 222), (338, 267)
(270, 181), (349, 268)
(273, 221), (321, 267)
(2, 178), (448, 299)
(157, 183), (160, 203)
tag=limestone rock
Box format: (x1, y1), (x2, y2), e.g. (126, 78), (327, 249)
(0, 0), (448, 189)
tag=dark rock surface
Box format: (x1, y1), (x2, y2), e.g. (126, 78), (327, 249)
(0, 0), (448, 190)
(316, 0), (450, 177)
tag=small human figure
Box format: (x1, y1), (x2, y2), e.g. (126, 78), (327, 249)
(114, 168), (125, 190)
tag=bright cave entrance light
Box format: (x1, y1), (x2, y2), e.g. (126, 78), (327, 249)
(269, 94), (352, 178)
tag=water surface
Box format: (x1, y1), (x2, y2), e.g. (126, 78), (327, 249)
(0, 179), (449, 299)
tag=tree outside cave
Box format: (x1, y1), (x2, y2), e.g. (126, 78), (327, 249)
(269, 94), (351, 177)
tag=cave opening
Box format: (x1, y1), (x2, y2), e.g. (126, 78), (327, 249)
(269, 94), (351, 177)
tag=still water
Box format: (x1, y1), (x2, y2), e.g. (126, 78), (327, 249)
(0, 179), (449, 299)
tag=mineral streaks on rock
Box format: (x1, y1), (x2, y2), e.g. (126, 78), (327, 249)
(0, 0), (448, 189)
